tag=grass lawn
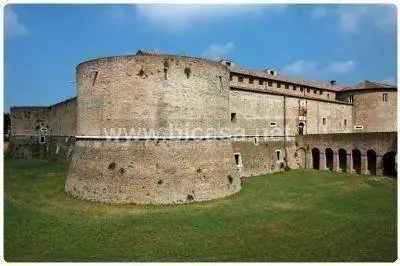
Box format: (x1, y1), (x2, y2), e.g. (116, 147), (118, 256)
(4, 159), (397, 262)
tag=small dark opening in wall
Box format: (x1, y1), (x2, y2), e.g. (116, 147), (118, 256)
(227, 175), (233, 184)
(108, 162), (116, 170)
(163, 60), (169, 80)
(268, 81), (272, 86)
(138, 68), (145, 77)
(119, 168), (125, 175)
(231, 113), (237, 123)
(196, 168), (202, 173)
(157, 179), (163, 185)
(249, 78), (254, 84)
(258, 79), (264, 85)
(184, 67), (191, 79)
(187, 194), (194, 201)
(238, 76), (243, 82)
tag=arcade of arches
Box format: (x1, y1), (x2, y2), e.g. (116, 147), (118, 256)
(307, 147), (396, 177)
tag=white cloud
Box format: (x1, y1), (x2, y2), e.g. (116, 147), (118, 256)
(5, 7), (28, 39)
(310, 5), (396, 34)
(201, 42), (235, 60)
(282, 60), (318, 76)
(382, 76), (397, 85)
(310, 6), (328, 19)
(336, 7), (368, 33)
(135, 5), (286, 33)
(325, 60), (356, 74)
(282, 59), (356, 78)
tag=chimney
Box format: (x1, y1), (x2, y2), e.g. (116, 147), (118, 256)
(264, 68), (278, 76)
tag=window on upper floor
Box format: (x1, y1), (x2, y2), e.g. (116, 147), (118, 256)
(270, 122), (277, 127)
(349, 95), (353, 103)
(293, 85), (297, 90)
(285, 84), (289, 89)
(268, 81), (273, 86)
(229, 74), (233, 81)
(307, 88), (310, 93)
(258, 79), (264, 85)
(319, 90), (323, 95)
(300, 87), (304, 92)
(238, 76), (243, 82)
(249, 78), (254, 84)
(231, 113), (237, 123)
(277, 82), (281, 88)
(322, 117), (327, 125)
(383, 93), (388, 102)
(344, 119), (347, 126)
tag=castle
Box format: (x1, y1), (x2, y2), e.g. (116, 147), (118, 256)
(8, 50), (397, 204)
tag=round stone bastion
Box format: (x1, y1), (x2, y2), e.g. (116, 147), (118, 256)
(65, 53), (241, 204)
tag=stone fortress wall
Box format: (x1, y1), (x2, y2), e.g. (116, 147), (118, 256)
(66, 53), (241, 204)
(8, 50), (397, 204)
(9, 98), (77, 160)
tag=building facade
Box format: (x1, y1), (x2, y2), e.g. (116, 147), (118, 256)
(8, 50), (397, 204)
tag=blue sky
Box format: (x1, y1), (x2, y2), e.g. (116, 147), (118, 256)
(4, 4), (397, 112)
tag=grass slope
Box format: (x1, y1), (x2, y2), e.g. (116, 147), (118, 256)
(4, 159), (397, 262)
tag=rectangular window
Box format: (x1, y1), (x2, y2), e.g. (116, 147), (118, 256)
(285, 84), (289, 89)
(344, 119), (347, 126)
(276, 150), (281, 161)
(349, 95), (353, 103)
(249, 78), (254, 84)
(268, 81), (273, 86)
(314, 89), (317, 94)
(307, 88), (310, 93)
(270, 122), (277, 127)
(293, 85), (297, 90)
(383, 93), (388, 102)
(238, 76), (243, 82)
(322, 118), (326, 125)
(354, 125), (363, 130)
(234, 153), (242, 167)
(229, 74), (233, 81)
(319, 90), (323, 95)
(300, 87), (304, 92)
(277, 82), (281, 88)
(231, 113), (237, 123)
(258, 79), (263, 85)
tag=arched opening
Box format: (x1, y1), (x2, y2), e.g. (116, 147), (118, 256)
(312, 148), (320, 170)
(325, 148), (334, 170)
(352, 149), (361, 174)
(298, 122), (305, 136)
(367, 150), (377, 175)
(383, 151), (396, 177)
(295, 148), (306, 168)
(338, 149), (347, 172)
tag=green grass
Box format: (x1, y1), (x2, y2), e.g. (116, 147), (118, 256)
(4, 159), (397, 262)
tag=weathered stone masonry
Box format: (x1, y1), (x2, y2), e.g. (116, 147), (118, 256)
(8, 50), (397, 204)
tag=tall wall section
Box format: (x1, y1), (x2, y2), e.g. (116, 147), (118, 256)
(228, 88), (353, 176)
(66, 53), (241, 204)
(8, 98), (77, 160)
(337, 89), (397, 132)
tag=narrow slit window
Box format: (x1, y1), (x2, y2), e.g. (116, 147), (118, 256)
(231, 113), (237, 123)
